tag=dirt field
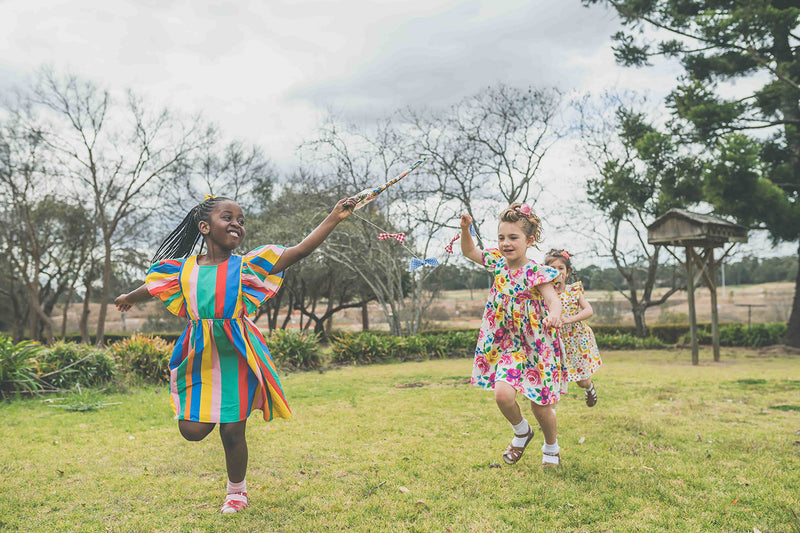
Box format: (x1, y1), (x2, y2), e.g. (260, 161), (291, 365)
(51, 281), (795, 335)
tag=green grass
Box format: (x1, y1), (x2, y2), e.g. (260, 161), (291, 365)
(1, 347), (799, 532)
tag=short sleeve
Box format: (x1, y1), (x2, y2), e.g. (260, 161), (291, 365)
(481, 248), (504, 272)
(145, 259), (187, 317)
(570, 281), (585, 298)
(525, 261), (560, 287)
(241, 245), (286, 315)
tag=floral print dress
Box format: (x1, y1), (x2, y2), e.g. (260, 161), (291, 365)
(560, 281), (602, 382)
(470, 249), (566, 405)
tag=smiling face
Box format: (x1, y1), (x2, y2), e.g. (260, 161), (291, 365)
(497, 220), (535, 268)
(547, 257), (569, 290)
(199, 200), (245, 250)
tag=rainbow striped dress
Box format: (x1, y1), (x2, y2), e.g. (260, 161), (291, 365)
(145, 245), (290, 423)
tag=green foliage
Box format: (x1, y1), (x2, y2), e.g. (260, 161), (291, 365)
(583, 0), (800, 346)
(595, 333), (667, 350)
(330, 331), (478, 365)
(39, 341), (115, 389)
(684, 323), (787, 347)
(57, 387), (107, 412)
(268, 330), (323, 371)
(108, 334), (173, 384)
(0, 335), (45, 398)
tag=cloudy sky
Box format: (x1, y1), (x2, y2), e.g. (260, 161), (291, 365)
(0, 0), (784, 258)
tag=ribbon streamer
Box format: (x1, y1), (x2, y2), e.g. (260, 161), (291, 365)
(353, 159), (425, 210)
(409, 257), (439, 271)
(445, 225), (476, 254)
(378, 232), (406, 243)
(445, 234), (460, 254)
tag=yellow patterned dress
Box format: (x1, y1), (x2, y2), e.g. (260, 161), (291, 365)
(559, 281), (601, 382)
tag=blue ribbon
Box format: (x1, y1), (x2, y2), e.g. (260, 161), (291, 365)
(470, 224), (476, 237)
(408, 257), (440, 271)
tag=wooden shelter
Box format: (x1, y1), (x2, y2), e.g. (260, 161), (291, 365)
(647, 209), (748, 364)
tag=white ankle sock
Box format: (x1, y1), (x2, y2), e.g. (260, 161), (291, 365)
(511, 419), (531, 447)
(227, 479), (246, 494)
(542, 440), (560, 455)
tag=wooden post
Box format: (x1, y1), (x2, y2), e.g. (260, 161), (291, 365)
(708, 247), (720, 362)
(686, 246), (699, 365)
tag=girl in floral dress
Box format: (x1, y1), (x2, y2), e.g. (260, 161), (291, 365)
(544, 249), (601, 406)
(115, 194), (356, 513)
(460, 203), (566, 468)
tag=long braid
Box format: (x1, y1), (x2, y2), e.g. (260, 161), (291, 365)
(150, 196), (232, 263)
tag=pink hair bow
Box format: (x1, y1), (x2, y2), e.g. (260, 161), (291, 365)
(516, 203), (531, 216)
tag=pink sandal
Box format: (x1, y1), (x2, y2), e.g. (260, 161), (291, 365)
(221, 492), (248, 514)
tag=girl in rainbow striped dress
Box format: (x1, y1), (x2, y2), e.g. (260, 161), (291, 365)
(115, 194), (356, 514)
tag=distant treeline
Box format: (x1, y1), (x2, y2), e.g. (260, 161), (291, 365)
(435, 255), (797, 292)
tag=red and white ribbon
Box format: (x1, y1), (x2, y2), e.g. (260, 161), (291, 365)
(445, 233), (460, 254)
(378, 232), (406, 243)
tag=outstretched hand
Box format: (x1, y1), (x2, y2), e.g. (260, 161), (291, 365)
(331, 197), (357, 221)
(115, 294), (133, 312)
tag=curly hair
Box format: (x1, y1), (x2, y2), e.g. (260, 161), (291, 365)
(499, 202), (542, 244)
(150, 195), (234, 263)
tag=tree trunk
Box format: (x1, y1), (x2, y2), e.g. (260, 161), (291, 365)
(632, 303), (647, 338)
(60, 286), (75, 338)
(784, 244), (800, 347)
(361, 302), (369, 331)
(95, 243), (112, 347)
(80, 282), (92, 345)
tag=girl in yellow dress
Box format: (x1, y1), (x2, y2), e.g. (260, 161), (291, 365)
(544, 249), (601, 407)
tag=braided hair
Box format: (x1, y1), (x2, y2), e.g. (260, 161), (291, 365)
(499, 202), (542, 245)
(151, 196), (233, 264)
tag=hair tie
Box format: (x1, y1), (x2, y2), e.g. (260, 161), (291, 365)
(561, 250), (569, 259)
(204, 194), (217, 201)
(515, 203), (531, 216)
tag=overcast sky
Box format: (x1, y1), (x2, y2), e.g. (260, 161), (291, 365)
(0, 0), (786, 259)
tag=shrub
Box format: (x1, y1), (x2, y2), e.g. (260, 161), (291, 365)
(39, 342), (115, 389)
(109, 334), (173, 384)
(0, 335), (45, 398)
(268, 330), (322, 371)
(329, 332), (404, 365)
(681, 323), (786, 347)
(595, 333), (667, 350)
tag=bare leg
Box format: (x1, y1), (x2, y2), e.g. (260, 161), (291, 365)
(219, 421), (248, 483)
(576, 378), (592, 389)
(179, 420), (215, 441)
(530, 402), (557, 445)
(494, 381), (523, 425)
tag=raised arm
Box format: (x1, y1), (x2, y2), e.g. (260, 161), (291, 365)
(115, 283), (153, 312)
(270, 197), (356, 274)
(459, 214), (483, 265)
(564, 290), (594, 324)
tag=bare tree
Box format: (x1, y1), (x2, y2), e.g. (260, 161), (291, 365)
(402, 84), (564, 246)
(31, 68), (212, 345)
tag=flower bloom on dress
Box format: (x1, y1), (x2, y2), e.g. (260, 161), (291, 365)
(475, 354), (490, 374)
(525, 366), (542, 385)
(498, 352), (514, 366)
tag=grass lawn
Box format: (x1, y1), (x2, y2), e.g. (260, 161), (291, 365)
(1, 347), (799, 532)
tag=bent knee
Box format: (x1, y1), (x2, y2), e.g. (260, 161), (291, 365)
(179, 421), (215, 441)
(494, 382), (517, 404)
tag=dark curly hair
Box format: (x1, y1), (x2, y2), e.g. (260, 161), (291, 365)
(544, 248), (576, 283)
(151, 195), (234, 263)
